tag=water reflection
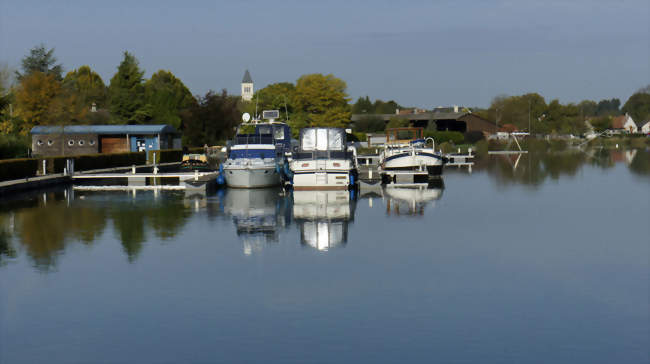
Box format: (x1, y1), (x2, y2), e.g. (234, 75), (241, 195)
(382, 180), (444, 217)
(293, 190), (356, 251)
(0, 146), (647, 269)
(222, 188), (292, 255)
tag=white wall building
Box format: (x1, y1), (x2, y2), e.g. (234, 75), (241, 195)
(241, 70), (254, 102)
(640, 120), (650, 134)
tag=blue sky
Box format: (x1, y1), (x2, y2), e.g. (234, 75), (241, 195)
(1, 0), (648, 108)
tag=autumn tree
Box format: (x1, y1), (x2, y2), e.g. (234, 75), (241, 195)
(15, 44), (63, 81)
(108, 51), (145, 123)
(245, 82), (296, 120)
(63, 65), (107, 109)
(142, 70), (195, 128)
(292, 73), (351, 130)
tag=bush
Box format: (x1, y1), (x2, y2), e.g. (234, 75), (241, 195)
(0, 134), (30, 159)
(0, 158), (38, 181)
(423, 130), (464, 145)
(463, 131), (485, 144)
(148, 149), (183, 164)
(39, 152), (146, 174)
(353, 116), (386, 132)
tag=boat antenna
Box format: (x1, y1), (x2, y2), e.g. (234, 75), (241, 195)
(283, 95), (289, 122)
(254, 93), (259, 123)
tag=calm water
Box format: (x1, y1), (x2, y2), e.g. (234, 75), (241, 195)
(1, 148), (648, 364)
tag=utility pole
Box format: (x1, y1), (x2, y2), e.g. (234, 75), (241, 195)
(528, 99), (531, 134)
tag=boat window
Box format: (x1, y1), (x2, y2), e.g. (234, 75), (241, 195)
(273, 126), (284, 140)
(302, 129), (316, 150)
(316, 129), (328, 151)
(328, 129), (343, 150)
(257, 125), (271, 135)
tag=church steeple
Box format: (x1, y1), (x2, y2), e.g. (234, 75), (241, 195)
(241, 70), (253, 101)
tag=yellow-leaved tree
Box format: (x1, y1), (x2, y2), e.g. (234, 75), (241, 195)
(292, 73), (351, 129)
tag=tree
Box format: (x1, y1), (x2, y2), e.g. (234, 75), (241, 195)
(181, 90), (240, 146)
(16, 44), (63, 81)
(108, 51), (145, 123)
(578, 100), (598, 117)
(622, 91), (650, 123)
(353, 116), (386, 132)
(352, 96), (373, 114)
(386, 116), (409, 129)
(596, 98), (620, 116)
(486, 93), (547, 132)
(246, 82), (295, 120)
(292, 73), (351, 129)
(142, 70), (195, 128)
(373, 99), (402, 114)
(63, 65), (107, 109)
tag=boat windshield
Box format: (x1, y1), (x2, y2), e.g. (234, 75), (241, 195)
(300, 128), (345, 151)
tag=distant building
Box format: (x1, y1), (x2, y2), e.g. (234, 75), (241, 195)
(30, 124), (179, 157)
(351, 111), (497, 135)
(640, 120), (650, 134)
(612, 113), (637, 133)
(241, 69), (254, 102)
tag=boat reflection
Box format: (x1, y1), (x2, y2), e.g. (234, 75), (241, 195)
(382, 180), (444, 217)
(222, 188), (292, 254)
(292, 190), (356, 251)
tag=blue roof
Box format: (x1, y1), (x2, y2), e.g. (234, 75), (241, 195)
(30, 124), (177, 135)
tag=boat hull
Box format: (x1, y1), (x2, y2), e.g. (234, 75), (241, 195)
(223, 166), (281, 188)
(292, 172), (351, 190)
(382, 151), (444, 176)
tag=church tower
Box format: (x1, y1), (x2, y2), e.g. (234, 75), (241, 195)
(241, 69), (253, 102)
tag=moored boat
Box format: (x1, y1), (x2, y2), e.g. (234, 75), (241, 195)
(223, 113), (292, 188)
(289, 128), (358, 190)
(379, 127), (446, 176)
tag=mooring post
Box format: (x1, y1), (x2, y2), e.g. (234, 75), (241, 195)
(42, 160), (47, 175)
(194, 169), (199, 181)
(131, 165), (136, 174)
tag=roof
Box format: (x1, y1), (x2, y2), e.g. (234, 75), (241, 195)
(31, 124), (177, 135)
(242, 69), (253, 83)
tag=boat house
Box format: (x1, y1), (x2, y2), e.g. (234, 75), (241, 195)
(30, 124), (179, 157)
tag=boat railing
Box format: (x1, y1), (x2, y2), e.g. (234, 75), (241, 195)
(234, 134), (274, 145)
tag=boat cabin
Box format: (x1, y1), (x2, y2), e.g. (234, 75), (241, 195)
(229, 122), (292, 160)
(385, 127), (424, 145)
(295, 128), (349, 159)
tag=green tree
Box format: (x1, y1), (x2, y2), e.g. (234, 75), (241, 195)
(353, 115), (385, 132)
(63, 65), (107, 109)
(374, 99), (402, 114)
(622, 89), (650, 123)
(142, 70), (195, 128)
(352, 96), (373, 114)
(386, 116), (409, 129)
(181, 90), (240, 146)
(108, 51), (145, 123)
(486, 93), (547, 132)
(292, 73), (351, 129)
(16, 44), (63, 81)
(246, 82), (295, 120)
(596, 98), (620, 116)
(578, 100), (598, 117)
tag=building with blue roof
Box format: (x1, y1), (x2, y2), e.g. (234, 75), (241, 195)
(30, 124), (180, 156)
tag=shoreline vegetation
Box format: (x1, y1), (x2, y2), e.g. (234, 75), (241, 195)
(1, 45), (649, 160)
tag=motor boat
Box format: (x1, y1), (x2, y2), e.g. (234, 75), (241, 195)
(379, 127), (446, 176)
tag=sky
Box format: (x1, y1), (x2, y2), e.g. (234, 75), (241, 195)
(0, 0), (648, 108)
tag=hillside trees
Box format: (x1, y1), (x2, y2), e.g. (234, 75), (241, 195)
(181, 90), (239, 146)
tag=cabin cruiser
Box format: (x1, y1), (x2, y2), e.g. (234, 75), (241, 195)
(289, 128), (358, 190)
(379, 128), (446, 176)
(223, 112), (292, 188)
(292, 190), (356, 251)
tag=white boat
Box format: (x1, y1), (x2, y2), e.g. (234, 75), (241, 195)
(379, 128), (445, 176)
(383, 179), (444, 217)
(292, 190), (355, 251)
(289, 128), (358, 190)
(223, 116), (292, 188)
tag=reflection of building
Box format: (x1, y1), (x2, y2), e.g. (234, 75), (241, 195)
(383, 180), (444, 216)
(292, 190), (356, 251)
(223, 188), (291, 254)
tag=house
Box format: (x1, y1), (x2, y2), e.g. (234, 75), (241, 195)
(30, 124), (180, 157)
(612, 113), (637, 133)
(640, 120), (650, 134)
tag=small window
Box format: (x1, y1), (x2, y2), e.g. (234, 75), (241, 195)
(68, 140), (74, 146)
(47, 140), (53, 146)
(89, 140), (96, 146)
(78, 140), (84, 146)
(37, 140), (43, 146)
